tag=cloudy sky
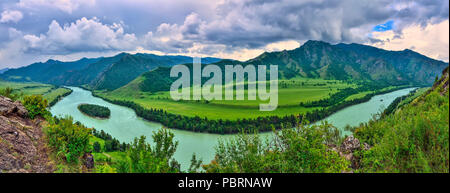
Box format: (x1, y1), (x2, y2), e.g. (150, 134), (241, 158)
(0, 0), (448, 68)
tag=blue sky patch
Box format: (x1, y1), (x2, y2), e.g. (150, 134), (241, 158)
(373, 20), (394, 32)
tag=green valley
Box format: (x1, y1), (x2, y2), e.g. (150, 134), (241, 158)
(96, 78), (355, 120)
(0, 0), (449, 177)
(0, 80), (72, 106)
(82, 40), (448, 133)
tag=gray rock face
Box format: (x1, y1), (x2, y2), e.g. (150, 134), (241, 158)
(0, 96), (53, 173)
(339, 136), (371, 170)
(340, 136), (361, 153)
(0, 96), (28, 117)
(83, 153), (95, 169)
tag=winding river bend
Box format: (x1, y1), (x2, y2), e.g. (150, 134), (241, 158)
(50, 87), (415, 170)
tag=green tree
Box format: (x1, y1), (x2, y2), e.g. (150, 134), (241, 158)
(93, 142), (102, 153)
(203, 121), (349, 173)
(0, 87), (22, 101)
(118, 128), (180, 173)
(23, 95), (49, 119)
(188, 153), (203, 173)
(45, 117), (92, 163)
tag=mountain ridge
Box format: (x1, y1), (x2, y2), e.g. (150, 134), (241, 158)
(118, 40), (448, 94)
(2, 40), (448, 92)
(1, 53), (222, 91)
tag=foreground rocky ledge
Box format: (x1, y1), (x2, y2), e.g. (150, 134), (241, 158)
(0, 96), (54, 173)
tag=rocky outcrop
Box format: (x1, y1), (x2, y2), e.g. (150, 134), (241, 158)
(432, 66), (449, 95)
(0, 96), (54, 173)
(0, 97), (28, 117)
(336, 136), (370, 170)
(83, 153), (95, 169)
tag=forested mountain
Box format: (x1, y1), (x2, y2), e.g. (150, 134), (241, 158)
(2, 40), (447, 93)
(0, 53), (221, 91)
(247, 40), (447, 85)
(1, 57), (102, 82)
(88, 54), (220, 91)
(0, 68), (9, 74)
(120, 41), (448, 94)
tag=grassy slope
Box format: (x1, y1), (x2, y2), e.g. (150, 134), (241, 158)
(397, 87), (429, 107)
(354, 68), (449, 173)
(89, 136), (126, 165)
(96, 78), (361, 120)
(0, 80), (72, 105)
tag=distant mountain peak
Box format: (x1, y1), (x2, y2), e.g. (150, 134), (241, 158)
(302, 40), (331, 47)
(45, 59), (57, 63)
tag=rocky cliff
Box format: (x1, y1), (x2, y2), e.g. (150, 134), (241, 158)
(0, 96), (54, 173)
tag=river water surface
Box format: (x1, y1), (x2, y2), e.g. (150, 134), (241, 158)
(50, 87), (415, 170)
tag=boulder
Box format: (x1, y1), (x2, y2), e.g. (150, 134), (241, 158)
(340, 136), (361, 153)
(83, 153), (95, 169)
(0, 96), (28, 117)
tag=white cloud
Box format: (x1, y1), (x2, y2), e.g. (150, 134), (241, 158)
(371, 20), (449, 62)
(23, 17), (138, 54)
(17, 0), (96, 13)
(0, 10), (23, 23)
(139, 0), (448, 61)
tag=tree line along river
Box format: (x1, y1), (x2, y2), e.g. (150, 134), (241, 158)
(50, 87), (416, 170)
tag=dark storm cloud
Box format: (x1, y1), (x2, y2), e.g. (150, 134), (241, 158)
(155, 0), (447, 50)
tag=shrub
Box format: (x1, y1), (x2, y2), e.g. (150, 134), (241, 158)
(354, 89), (449, 172)
(46, 117), (92, 163)
(0, 87), (22, 101)
(95, 163), (117, 173)
(23, 95), (49, 119)
(203, 121), (349, 173)
(117, 128), (180, 173)
(93, 142), (101, 153)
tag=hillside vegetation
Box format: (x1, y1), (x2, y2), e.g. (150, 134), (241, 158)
(201, 66), (449, 173)
(116, 40), (447, 95)
(0, 80), (72, 106)
(1, 53), (221, 91)
(353, 66), (449, 172)
(1, 66), (447, 173)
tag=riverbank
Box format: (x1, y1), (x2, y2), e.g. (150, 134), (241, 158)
(48, 88), (73, 107)
(91, 85), (413, 134)
(50, 87), (416, 170)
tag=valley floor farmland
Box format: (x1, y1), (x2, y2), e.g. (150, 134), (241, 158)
(95, 78), (400, 120)
(0, 80), (72, 106)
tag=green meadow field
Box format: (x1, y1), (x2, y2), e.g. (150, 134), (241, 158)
(0, 80), (72, 105)
(95, 78), (375, 120)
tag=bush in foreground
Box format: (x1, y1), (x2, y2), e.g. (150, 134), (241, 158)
(115, 128), (181, 173)
(203, 121), (349, 173)
(23, 95), (49, 119)
(354, 90), (449, 173)
(45, 117), (92, 164)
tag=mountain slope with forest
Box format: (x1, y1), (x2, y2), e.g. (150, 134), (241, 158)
(118, 40), (448, 94)
(1, 53), (221, 91)
(1, 57), (101, 83)
(248, 40), (447, 85)
(88, 54), (220, 91)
